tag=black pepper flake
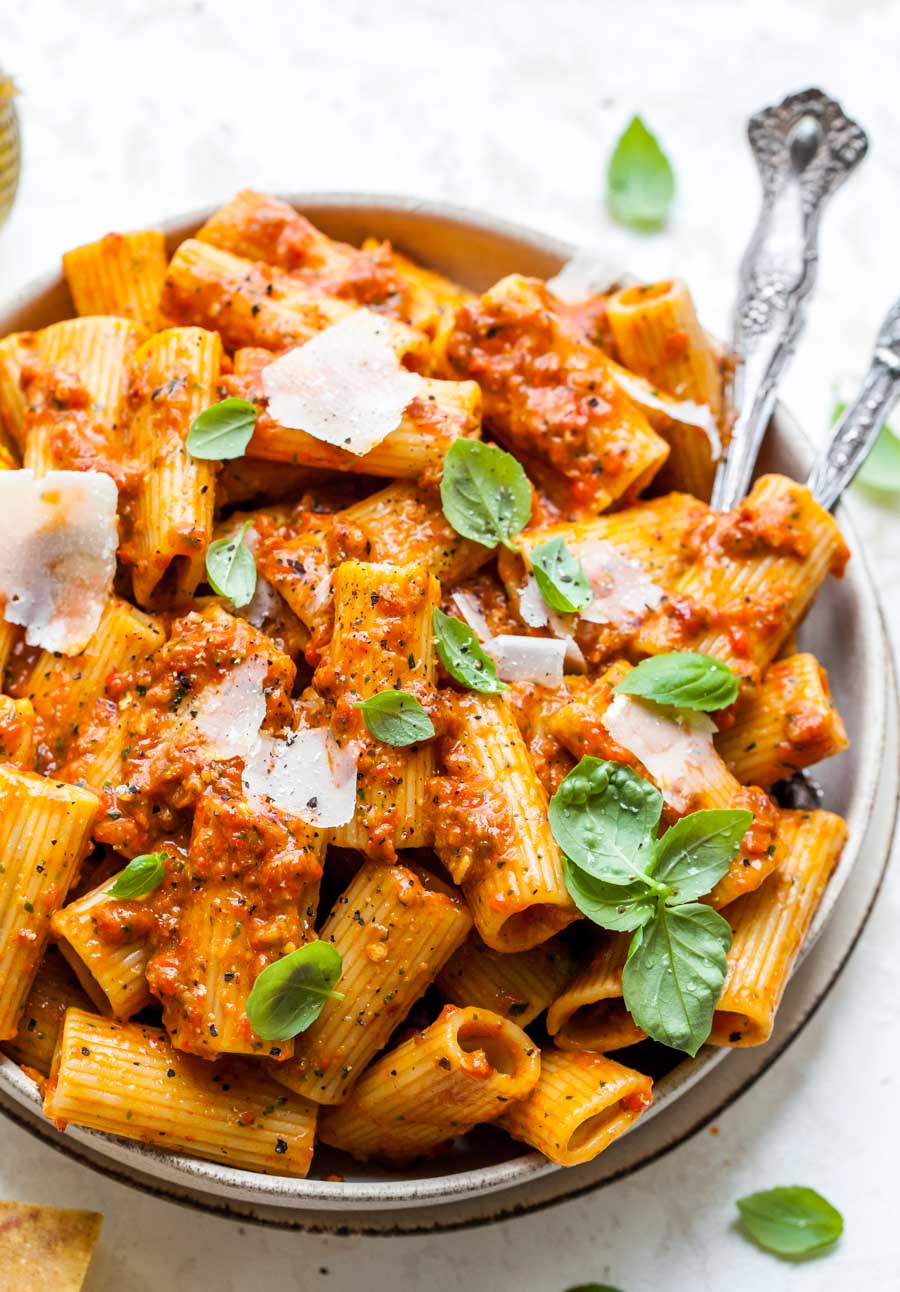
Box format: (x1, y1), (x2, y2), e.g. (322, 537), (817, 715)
(166, 1068), (176, 1078)
(437, 1057), (451, 1071)
(223, 972), (235, 982)
(209, 1024), (218, 1037)
(275, 1138), (288, 1154)
(81, 1046), (90, 1056)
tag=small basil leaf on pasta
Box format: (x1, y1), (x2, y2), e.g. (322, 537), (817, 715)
(607, 115), (675, 230)
(563, 858), (656, 933)
(245, 942), (344, 1041)
(439, 439), (532, 551)
(614, 651), (739, 711)
(623, 902), (732, 1055)
(433, 607), (508, 694)
(187, 397), (258, 460)
(205, 520), (257, 608)
(355, 690), (435, 747)
(736, 1185), (843, 1259)
(107, 852), (166, 900)
(652, 808), (753, 904)
(529, 536), (592, 613)
(548, 756), (662, 884)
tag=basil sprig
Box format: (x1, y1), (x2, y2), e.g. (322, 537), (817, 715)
(551, 757), (751, 1055)
(205, 520), (257, 608)
(107, 852), (167, 900)
(432, 607), (507, 694)
(614, 651), (739, 711)
(440, 439), (532, 550)
(245, 942), (344, 1041)
(529, 537), (592, 614)
(607, 115), (674, 230)
(355, 690), (435, 746)
(736, 1185), (843, 1259)
(187, 397), (258, 460)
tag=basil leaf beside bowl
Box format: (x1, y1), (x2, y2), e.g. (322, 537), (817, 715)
(614, 651), (739, 711)
(205, 520), (257, 608)
(439, 438), (532, 550)
(652, 808), (753, 904)
(607, 114), (675, 231)
(736, 1185), (844, 1259)
(187, 397), (258, 460)
(432, 607), (507, 694)
(245, 942), (344, 1041)
(107, 852), (167, 900)
(355, 690), (435, 747)
(530, 536), (592, 614)
(548, 756), (662, 884)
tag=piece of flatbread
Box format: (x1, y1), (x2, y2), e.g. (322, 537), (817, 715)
(0, 1201), (103, 1291)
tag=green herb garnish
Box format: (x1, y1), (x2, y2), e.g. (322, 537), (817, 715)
(614, 651), (739, 711)
(107, 852), (167, 900)
(432, 607), (507, 694)
(187, 397), (258, 460)
(736, 1185), (844, 1259)
(205, 520), (257, 608)
(607, 115), (675, 230)
(245, 942), (344, 1041)
(529, 537), (592, 614)
(355, 690), (435, 747)
(439, 439), (532, 551)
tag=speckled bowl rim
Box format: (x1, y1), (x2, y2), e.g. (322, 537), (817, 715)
(0, 193), (892, 1213)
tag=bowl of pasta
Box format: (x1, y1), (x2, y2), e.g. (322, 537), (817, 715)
(0, 192), (894, 1231)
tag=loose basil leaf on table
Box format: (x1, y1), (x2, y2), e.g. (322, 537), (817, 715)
(622, 902), (732, 1056)
(356, 690), (435, 746)
(245, 942), (344, 1041)
(832, 398), (900, 493)
(651, 808), (753, 904)
(439, 438), (532, 550)
(205, 519), (257, 608)
(529, 536), (592, 614)
(614, 651), (739, 711)
(563, 857), (657, 933)
(107, 852), (167, 900)
(187, 397), (258, 460)
(432, 607), (507, 694)
(607, 114), (675, 230)
(736, 1185), (844, 1259)
(548, 756), (663, 883)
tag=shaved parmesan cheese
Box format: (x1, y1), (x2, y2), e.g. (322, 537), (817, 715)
(514, 576), (586, 672)
(261, 309), (424, 457)
(192, 655), (268, 759)
(600, 694), (720, 812)
(575, 542), (665, 628)
(612, 368), (722, 461)
(451, 590), (493, 641)
(546, 251), (631, 303)
(487, 634), (566, 688)
(242, 728), (357, 828)
(0, 469), (117, 654)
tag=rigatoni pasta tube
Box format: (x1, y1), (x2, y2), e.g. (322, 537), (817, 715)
(322, 560), (439, 857)
(269, 861), (471, 1104)
(62, 230), (167, 330)
(0, 948), (91, 1077)
(710, 808), (847, 1046)
(0, 694), (37, 769)
(715, 653), (848, 787)
(547, 934), (647, 1052)
(44, 1010), (318, 1178)
(429, 693), (577, 952)
(125, 326), (222, 606)
(499, 1048), (653, 1166)
(318, 1004), (540, 1163)
(436, 932), (575, 1026)
(50, 876), (152, 1020)
(0, 766), (98, 1040)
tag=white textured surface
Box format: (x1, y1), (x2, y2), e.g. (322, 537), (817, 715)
(3, 1), (900, 1287)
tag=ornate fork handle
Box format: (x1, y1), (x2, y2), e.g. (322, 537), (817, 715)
(806, 298), (900, 509)
(711, 89), (868, 510)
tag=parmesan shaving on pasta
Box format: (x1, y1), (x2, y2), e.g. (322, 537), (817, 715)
(261, 309), (424, 456)
(0, 469), (118, 655)
(512, 577), (586, 672)
(575, 541), (666, 627)
(488, 634), (566, 688)
(612, 368), (722, 461)
(192, 655), (268, 759)
(242, 729), (357, 828)
(600, 693), (720, 813)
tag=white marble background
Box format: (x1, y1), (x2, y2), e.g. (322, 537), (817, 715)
(3, 1), (900, 1287)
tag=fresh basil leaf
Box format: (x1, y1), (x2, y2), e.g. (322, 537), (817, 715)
(355, 690), (435, 746)
(623, 902), (732, 1055)
(245, 941), (343, 1041)
(107, 852), (166, 900)
(736, 1185), (843, 1259)
(187, 397), (258, 460)
(205, 520), (257, 608)
(529, 536), (592, 613)
(607, 115), (674, 230)
(549, 756), (662, 884)
(433, 607), (507, 694)
(440, 439), (532, 551)
(615, 651), (739, 711)
(652, 808), (753, 904)
(563, 857), (656, 932)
